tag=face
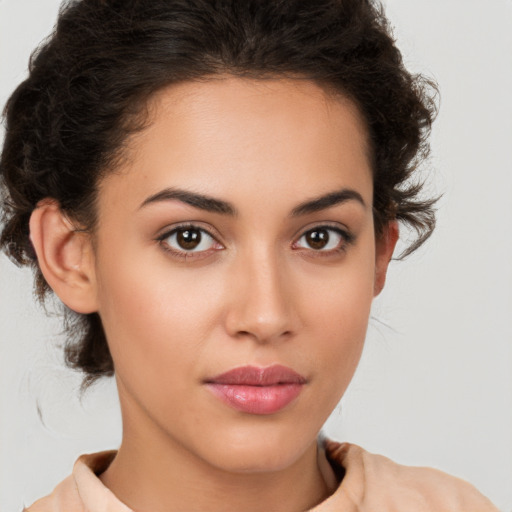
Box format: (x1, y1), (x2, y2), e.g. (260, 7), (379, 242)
(89, 77), (392, 473)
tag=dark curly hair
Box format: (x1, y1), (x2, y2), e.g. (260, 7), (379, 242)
(0, 0), (438, 387)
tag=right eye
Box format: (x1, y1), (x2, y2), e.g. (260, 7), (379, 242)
(158, 225), (223, 257)
(292, 224), (354, 255)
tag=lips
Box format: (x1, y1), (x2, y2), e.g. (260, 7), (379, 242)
(205, 365), (306, 415)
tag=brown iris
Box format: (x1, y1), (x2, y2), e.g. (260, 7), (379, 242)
(305, 228), (330, 250)
(176, 228), (202, 250)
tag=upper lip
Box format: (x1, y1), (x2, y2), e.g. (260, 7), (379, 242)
(206, 365), (307, 386)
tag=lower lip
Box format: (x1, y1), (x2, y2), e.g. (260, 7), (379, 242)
(206, 383), (304, 415)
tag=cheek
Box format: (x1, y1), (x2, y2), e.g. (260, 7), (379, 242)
(315, 291), (371, 362)
(302, 248), (375, 399)
(305, 234), (375, 333)
(94, 248), (224, 381)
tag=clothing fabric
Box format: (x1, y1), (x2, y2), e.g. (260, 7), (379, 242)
(25, 441), (499, 511)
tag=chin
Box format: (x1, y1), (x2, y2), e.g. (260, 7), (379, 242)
(196, 422), (318, 474)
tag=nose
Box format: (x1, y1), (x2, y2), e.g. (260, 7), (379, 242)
(224, 248), (298, 344)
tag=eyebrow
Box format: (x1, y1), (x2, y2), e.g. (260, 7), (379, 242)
(139, 186), (366, 217)
(140, 188), (237, 215)
(290, 188), (366, 216)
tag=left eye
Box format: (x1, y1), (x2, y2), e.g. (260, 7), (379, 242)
(161, 227), (219, 253)
(294, 227), (346, 251)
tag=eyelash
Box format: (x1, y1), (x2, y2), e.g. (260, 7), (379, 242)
(156, 223), (355, 260)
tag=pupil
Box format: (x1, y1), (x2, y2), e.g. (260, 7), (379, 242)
(177, 229), (201, 250)
(307, 229), (329, 250)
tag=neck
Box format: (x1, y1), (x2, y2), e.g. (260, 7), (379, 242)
(101, 439), (331, 512)
(99, 393), (335, 512)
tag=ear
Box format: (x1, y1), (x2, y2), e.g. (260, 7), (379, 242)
(374, 220), (399, 297)
(29, 199), (98, 314)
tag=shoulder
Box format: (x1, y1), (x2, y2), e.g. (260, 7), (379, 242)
(24, 451), (121, 512)
(321, 441), (499, 512)
(23, 475), (84, 512)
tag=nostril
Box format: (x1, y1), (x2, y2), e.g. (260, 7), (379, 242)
(232, 327), (293, 344)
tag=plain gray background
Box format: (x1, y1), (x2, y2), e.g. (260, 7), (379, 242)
(1, 1), (511, 510)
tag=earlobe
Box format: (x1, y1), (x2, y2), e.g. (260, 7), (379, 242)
(29, 200), (98, 314)
(374, 220), (399, 297)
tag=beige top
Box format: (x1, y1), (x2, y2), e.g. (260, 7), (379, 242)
(25, 441), (499, 512)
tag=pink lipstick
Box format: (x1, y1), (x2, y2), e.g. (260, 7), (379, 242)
(205, 365), (306, 415)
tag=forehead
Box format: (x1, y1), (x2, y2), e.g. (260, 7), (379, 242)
(100, 76), (372, 214)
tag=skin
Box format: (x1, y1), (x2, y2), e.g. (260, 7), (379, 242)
(29, 77), (398, 511)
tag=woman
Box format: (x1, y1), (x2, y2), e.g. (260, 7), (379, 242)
(0, 0), (501, 510)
